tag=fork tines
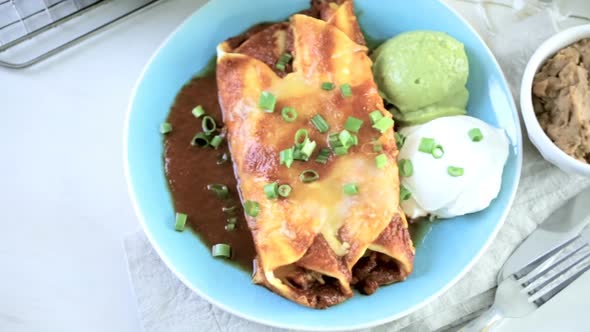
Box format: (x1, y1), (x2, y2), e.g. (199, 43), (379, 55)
(512, 235), (590, 307)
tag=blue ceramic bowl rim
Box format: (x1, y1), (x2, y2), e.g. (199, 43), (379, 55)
(124, 1), (523, 330)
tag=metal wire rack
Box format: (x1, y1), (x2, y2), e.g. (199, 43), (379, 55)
(0, 0), (164, 69)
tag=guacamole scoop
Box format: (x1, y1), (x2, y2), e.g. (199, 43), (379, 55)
(372, 31), (469, 125)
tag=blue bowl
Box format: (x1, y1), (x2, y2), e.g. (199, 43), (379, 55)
(125, 0), (522, 330)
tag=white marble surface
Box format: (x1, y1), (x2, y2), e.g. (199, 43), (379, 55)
(0, 0), (588, 331)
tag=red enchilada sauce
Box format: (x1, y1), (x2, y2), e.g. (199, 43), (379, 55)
(163, 74), (256, 270)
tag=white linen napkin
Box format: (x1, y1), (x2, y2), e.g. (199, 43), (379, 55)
(123, 1), (590, 331)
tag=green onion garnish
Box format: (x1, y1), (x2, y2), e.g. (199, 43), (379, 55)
(258, 91), (277, 113)
(276, 53), (293, 71)
(210, 135), (224, 149)
(344, 116), (364, 133)
(469, 128), (484, 142)
(264, 182), (279, 199)
(207, 184), (229, 199)
(281, 107), (298, 123)
(395, 132), (406, 149)
(227, 216), (238, 224)
(217, 152), (230, 165)
(280, 147), (294, 168)
(339, 129), (354, 148)
(278, 184), (292, 197)
(311, 114), (330, 133)
(418, 137), (435, 153)
(224, 224), (236, 231)
(351, 135), (358, 146)
(448, 166), (464, 177)
(400, 185), (412, 201)
(211, 243), (231, 258)
(321, 82), (335, 90)
(244, 200), (260, 217)
(315, 148), (331, 164)
(334, 146), (349, 156)
(299, 170), (320, 183)
(191, 132), (210, 147)
(192, 105), (206, 118)
(343, 183), (359, 196)
(329, 133), (342, 148)
(369, 110), (383, 124)
(340, 83), (352, 97)
(432, 144), (444, 159)
(222, 205), (238, 215)
(174, 212), (187, 231)
(300, 140), (317, 160)
(160, 122), (172, 134)
(294, 129), (309, 147)
(201, 115), (217, 134)
(375, 154), (388, 169)
(373, 142), (383, 152)
(372, 116), (394, 133)
(399, 159), (413, 177)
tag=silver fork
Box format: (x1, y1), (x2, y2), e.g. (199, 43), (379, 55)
(459, 229), (590, 332)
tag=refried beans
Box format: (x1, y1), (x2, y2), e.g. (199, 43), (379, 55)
(532, 38), (590, 163)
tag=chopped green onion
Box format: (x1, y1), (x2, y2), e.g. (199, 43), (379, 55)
(224, 223), (236, 231)
(375, 154), (388, 169)
(210, 134), (224, 149)
(174, 212), (187, 231)
(192, 105), (206, 118)
(207, 184), (229, 199)
(211, 243), (231, 258)
(227, 216), (238, 224)
(399, 159), (413, 177)
(276, 53), (292, 71)
(300, 169), (320, 183)
(263, 182), (279, 199)
(258, 91), (277, 113)
(395, 132), (406, 149)
(201, 115), (217, 134)
(469, 128), (484, 142)
(373, 142), (383, 152)
(372, 116), (394, 133)
(280, 147), (294, 168)
(400, 185), (412, 201)
(339, 129), (354, 148)
(311, 114), (330, 133)
(278, 184), (292, 197)
(432, 145), (444, 159)
(344, 116), (364, 133)
(369, 110), (384, 124)
(418, 137), (435, 153)
(321, 82), (335, 90)
(315, 148), (331, 164)
(329, 133), (342, 148)
(160, 122), (172, 134)
(448, 166), (464, 177)
(294, 129), (309, 147)
(351, 135), (358, 146)
(340, 83), (352, 97)
(217, 152), (230, 165)
(191, 132), (210, 147)
(300, 140), (317, 159)
(343, 183), (359, 196)
(244, 200), (260, 217)
(222, 205), (238, 215)
(334, 146), (349, 156)
(281, 107), (298, 123)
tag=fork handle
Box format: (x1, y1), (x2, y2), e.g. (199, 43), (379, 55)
(457, 305), (504, 332)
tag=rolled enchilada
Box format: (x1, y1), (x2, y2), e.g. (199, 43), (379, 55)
(216, 0), (414, 308)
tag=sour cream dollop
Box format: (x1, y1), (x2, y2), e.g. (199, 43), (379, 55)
(398, 115), (509, 219)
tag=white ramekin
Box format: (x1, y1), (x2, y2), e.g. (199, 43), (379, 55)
(520, 24), (590, 177)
